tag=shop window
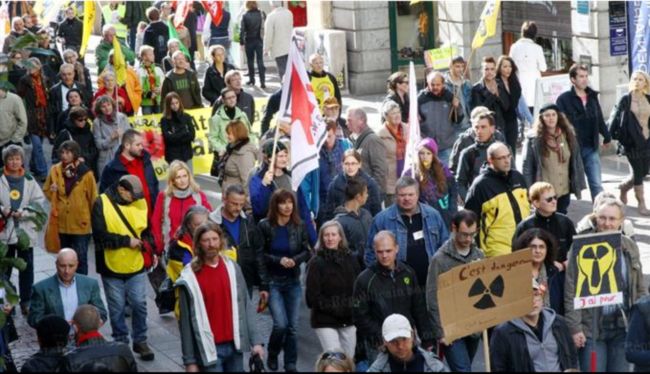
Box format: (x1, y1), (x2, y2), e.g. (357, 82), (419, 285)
(389, 1), (436, 70)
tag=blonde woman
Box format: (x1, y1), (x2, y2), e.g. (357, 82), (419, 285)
(151, 160), (212, 253)
(609, 70), (650, 215)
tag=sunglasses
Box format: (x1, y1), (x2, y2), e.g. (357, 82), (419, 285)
(544, 195), (558, 203)
(320, 352), (347, 361)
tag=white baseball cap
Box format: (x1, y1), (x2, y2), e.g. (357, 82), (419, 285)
(382, 314), (413, 342)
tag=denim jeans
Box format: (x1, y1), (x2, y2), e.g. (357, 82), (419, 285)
(275, 55), (288, 81)
(579, 333), (630, 372)
(557, 194), (571, 215)
(580, 146), (604, 201)
(209, 36), (232, 64)
(4, 245), (33, 307)
(443, 335), (480, 372)
(438, 148), (452, 168)
(314, 326), (356, 358)
(268, 278), (301, 370)
(29, 135), (48, 177)
(244, 39), (265, 85)
(204, 342), (244, 372)
(59, 234), (91, 275)
(102, 272), (148, 343)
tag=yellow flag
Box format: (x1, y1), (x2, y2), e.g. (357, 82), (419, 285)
(112, 36), (127, 86)
(80, 0), (95, 57)
(471, 0), (501, 50)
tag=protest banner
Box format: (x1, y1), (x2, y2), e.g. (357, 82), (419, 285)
(437, 249), (533, 343)
(423, 45), (459, 70)
(127, 97), (268, 180)
(571, 232), (623, 310)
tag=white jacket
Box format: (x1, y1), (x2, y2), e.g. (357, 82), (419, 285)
(509, 38), (547, 106)
(0, 173), (46, 246)
(263, 6), (293, 59)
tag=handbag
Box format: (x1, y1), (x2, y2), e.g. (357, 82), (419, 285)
(44, 168), (62, 253)
(107, 197), (156, 269)
(156, 277), (176, 315)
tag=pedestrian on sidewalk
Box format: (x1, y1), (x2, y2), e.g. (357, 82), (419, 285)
(160, 93), (197, 165)
(264, 1), (293, 80)
(176, 222), (265, 372)
(240, 1), (266, 88)
(202, 45), (236, 106)
(608, 70), (650, 216)
(556, 63), (612, 201)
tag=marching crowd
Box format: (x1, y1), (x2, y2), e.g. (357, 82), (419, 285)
(2, 2), (650, 372)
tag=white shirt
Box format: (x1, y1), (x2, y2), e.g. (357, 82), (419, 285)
(509, 38), (547, 106)
(61, 83), (78, 111)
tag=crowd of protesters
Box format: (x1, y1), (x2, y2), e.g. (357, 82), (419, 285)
(1, 3), (650, 373)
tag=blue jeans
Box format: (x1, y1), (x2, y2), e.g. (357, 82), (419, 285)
(102, 272), (148, 343)
(579, 333), (630, 372)
(204, 342), (244, 372)
(141, 105), (160, 115)
(438, 148), (452, 168)
(580, 146), (603, 201)
(244, 39), (265, 85)
(4, 245), (33, 307)
(29, 135), (48, 177)
(268, 278), (301, 370)
(557, 194), (571, 215)
(443, 336), (480, 372)
(59, 234), (91, 275)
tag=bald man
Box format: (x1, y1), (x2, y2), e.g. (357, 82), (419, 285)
(28, 249), (107, 328)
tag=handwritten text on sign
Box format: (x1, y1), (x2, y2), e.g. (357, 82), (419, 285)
(574, 292), (623, 310)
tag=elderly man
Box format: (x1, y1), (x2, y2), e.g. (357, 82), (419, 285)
(347, 107), (388, 195)
(28, 249), (107, 328)
(48, 63), (91, 132)
(417, 70), (463, 165)
(96, 25), (136, 75)
(0, 84), (27, 169)
(2, 16), (33, 54)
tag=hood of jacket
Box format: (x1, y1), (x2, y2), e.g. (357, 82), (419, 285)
(509, 308), (556, 336)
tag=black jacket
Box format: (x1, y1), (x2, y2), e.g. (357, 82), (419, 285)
(353, 261), (434, 349)
(160, 111), (196, 163)
(143, 21), (169, 64)
(556, 86), (611, 148)
(21, 348), (65, 373)
(57, 17), (83, 48)
(52, 119), (99, 176)
(491, 312), (577, 372)
(211, 210), (270, 292)
(383, 92), (409, 123)
(260, 88), (282, 135)
(513, 211), (576, 263)
(202, 62), (236, 105)
(258, 219), (312, 280)
(323, 170), (382, 221)
(17, 72), (50, 135)
(305, 249), (361, 328)
(333, 206), (373, 268)
(608, 93), (650, 152)
(48, 81), (92, 133)
(211, 90), (256, 125)
(240, 9), (265, 43)
(471, 79), (510, 132)
(449, 127), (506, 176)
(61, 336), (138, 372)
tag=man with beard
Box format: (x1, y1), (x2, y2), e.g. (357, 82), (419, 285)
(2, 17), (33, 54)
(98, 129), (159, 217)
(464, 142), (530, 258)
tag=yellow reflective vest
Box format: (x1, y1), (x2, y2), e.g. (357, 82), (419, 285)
(102, 4), (128, 40)
(100, 194), (147, 274)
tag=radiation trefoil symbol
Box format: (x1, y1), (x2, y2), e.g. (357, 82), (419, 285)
(576, 242), (619, 297)
(468, 275), (505, 310)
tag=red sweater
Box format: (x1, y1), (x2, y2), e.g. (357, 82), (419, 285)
(151, 191), (212, 253)
(196, 262), (234, 344)
(120, 154), (151, 214)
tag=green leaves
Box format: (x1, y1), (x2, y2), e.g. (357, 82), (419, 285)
(10, 258), (26, 272)
(9, 33), (38, 51)
(16, 229), (29, 251)
(22, 202), (47, 232)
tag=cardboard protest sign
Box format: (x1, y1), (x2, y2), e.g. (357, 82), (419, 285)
(571, 232), (623, 310)
(127, 98), (268, 180)
(424, 45), (459, 70)
(437, 249), (533, 343)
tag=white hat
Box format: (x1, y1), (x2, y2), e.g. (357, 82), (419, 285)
(382, 314), (413, 342)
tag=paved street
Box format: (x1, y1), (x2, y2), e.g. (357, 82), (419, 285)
(7, 36), (650, 372)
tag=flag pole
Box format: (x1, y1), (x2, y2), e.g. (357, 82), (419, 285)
(483, 329), (491, 372)
(268, 119), (282, 173)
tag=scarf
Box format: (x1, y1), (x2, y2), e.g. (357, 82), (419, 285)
(32, 73), (47, 108)
(173, 187), (193, 199)
(224, 105), (237, 120)
(386, 122), (406, 160)
(145, 64), (158, 105)
(3, 167), (25, 177)
(76, 330), (103, 346)
(543, 127), (566, 163)
(62, 161), (79, 196)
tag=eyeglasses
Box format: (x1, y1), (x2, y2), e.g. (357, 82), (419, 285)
(320, 352), (347, 361)
(543, 195), (558, 203)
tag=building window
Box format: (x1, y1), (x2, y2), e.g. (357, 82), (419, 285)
(389, 1), (436, 70)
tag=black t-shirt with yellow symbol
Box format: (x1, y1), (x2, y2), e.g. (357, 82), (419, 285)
(6, 174), (25, 211)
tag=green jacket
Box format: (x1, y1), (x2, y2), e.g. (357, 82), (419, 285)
(28, 274), (108, 328)
(95, 39), (135, 75)
(208, 106), (252, 154)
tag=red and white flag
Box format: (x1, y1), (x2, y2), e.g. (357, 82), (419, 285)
(402, 61), (421, 177)
(173, 0), (191, 28)
(278, 33), (327, 191)
(201, 0), (224, 27)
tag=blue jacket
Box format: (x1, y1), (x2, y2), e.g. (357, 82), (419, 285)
(98, 148), (159, 209)
(365, 203), (449, 266)
(249, 166), (317, 245)
(28, 274), (108, 328)
(322, 169), (383, 222)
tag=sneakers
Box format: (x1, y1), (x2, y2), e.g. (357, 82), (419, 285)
(266, 354), (278, 371)
(133, 342), (155, 361)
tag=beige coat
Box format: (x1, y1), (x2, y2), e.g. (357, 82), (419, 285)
(263, 7), (293, 59)
(222, 141), (258, 194)
(378, 123), (405, 195)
